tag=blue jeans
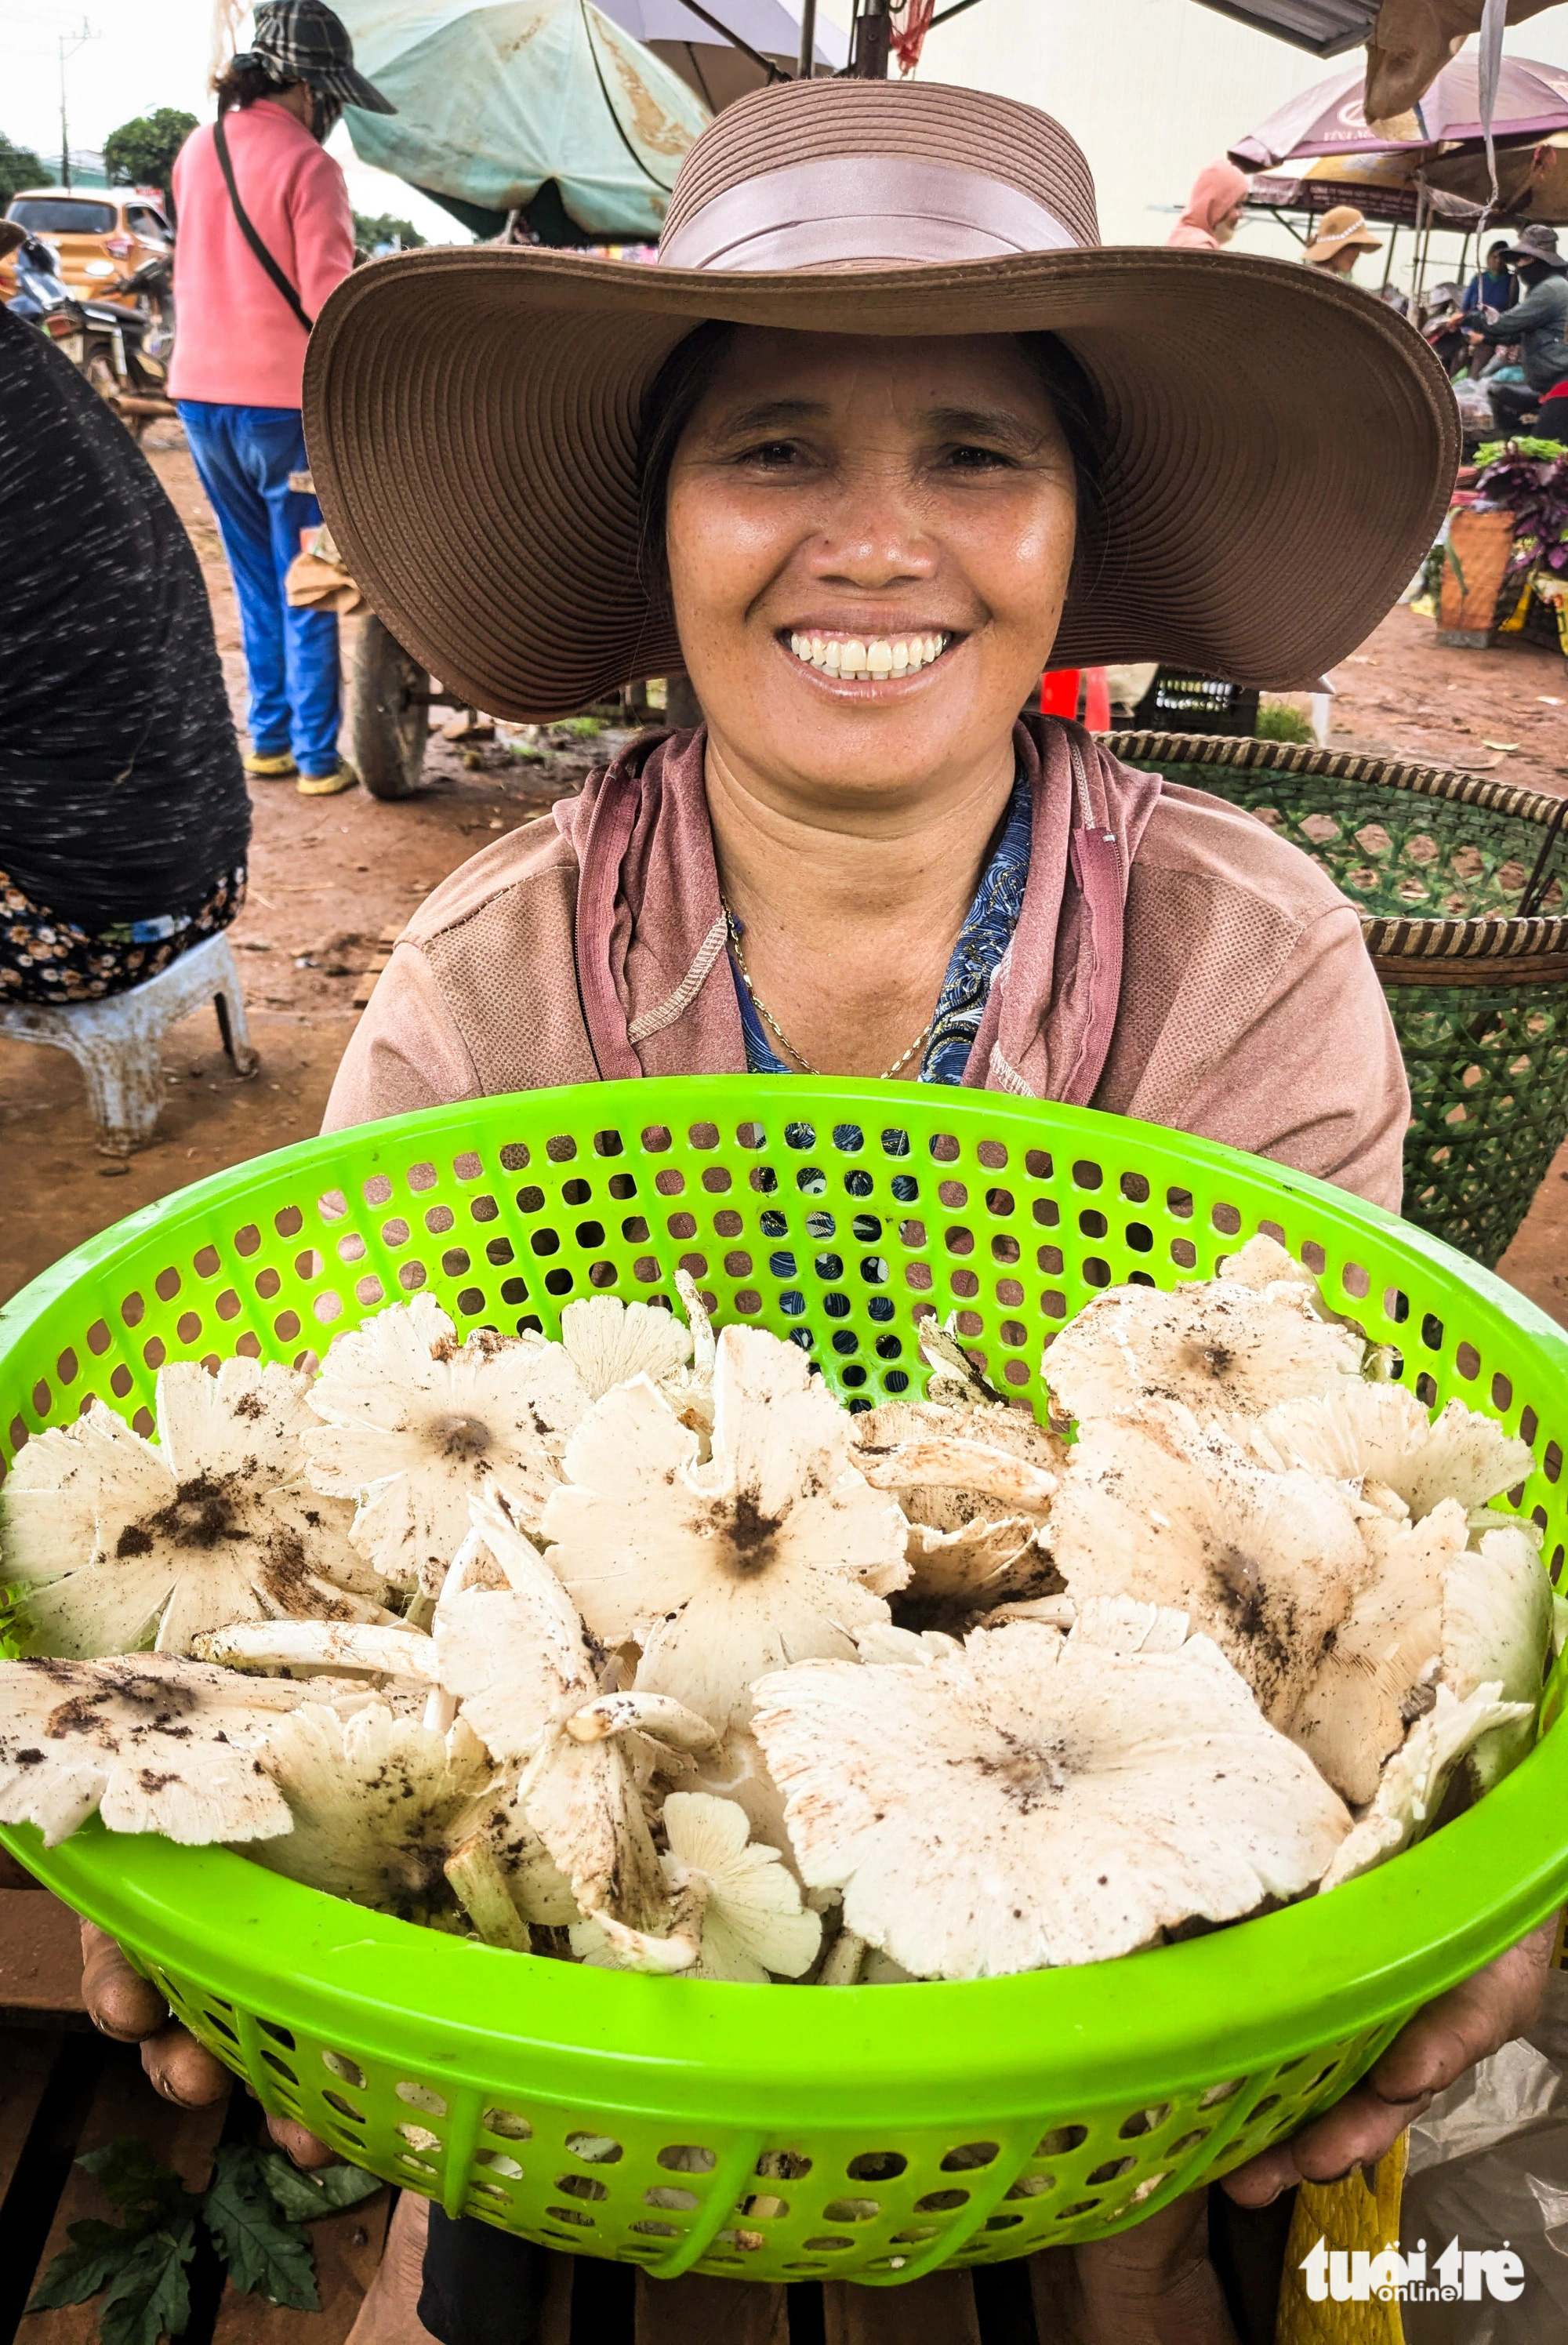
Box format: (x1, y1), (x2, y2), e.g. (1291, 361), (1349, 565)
(177, 401), (340, 775)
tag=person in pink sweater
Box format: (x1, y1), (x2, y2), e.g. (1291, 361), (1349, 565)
(1167, 160), (1250, 252)
(171, 0), (392, 795)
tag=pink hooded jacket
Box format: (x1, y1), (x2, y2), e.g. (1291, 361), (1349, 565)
(1168, 161), (1251, 252)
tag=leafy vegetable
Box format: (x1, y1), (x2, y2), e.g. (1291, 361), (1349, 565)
(25, 2136), (379, 2343)
(1470, 446), (1568, 580)
(1473, 435), (1567, 466)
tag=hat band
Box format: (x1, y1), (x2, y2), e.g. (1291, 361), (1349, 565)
(658, 156), (1080, 273)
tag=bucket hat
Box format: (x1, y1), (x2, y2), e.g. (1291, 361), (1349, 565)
(304, 78), (1457, 718)
(234, 0), (394, 115)
(1303, 205), (1384, 263)
(1500, 225), (1566, 271)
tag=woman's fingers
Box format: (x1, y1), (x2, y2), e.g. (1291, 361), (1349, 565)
(1221, 1919), (1559, 2209)
(265, 2112), (336, 2169)
(1367, 1922), (1555, 2104)
(79, 1922), (169, 2042)
(140, 2020), (232, 2107)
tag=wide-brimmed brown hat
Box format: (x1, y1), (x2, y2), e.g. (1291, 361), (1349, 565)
(1303, 205), (1385, 264)
(304, 78), (1457, 718)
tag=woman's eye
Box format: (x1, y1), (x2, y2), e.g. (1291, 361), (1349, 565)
(738, 439), (804, 470)
(946, 443), (1012, 470)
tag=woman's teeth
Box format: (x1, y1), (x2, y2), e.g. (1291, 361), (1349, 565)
(787, 632), (949, 680)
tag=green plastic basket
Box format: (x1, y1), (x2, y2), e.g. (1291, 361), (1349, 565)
(3, 1076), (1567, 2287)
(1108, 733), (1568, 1270)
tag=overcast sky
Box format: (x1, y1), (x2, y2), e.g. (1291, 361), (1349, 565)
(9, 0), (1568, 266)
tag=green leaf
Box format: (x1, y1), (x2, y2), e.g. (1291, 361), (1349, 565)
(78, 2140), (191, 2228)
(256, 2150), (383, 2223)
(97, 2224), (195, 2345)
(202, 2145), (320, 2311)
(25, 2218), (142, 2312)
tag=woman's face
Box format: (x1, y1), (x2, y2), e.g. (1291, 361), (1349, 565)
(663, 329), (1078, 812)
(1213, 205), (1243, 245)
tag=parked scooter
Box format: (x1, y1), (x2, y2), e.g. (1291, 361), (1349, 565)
(5, 231), (173, 437)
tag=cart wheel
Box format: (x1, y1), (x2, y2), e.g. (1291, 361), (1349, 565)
(346, 614), (429, 800)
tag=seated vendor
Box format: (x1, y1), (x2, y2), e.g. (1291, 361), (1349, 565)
(0, 245), (250, 1004)
(82, 78), (1553, 2345)
(1467, 226), (1568, 441)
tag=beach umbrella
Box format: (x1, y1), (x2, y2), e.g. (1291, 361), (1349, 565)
(596, 1), (844, 111)
(1230, 49), (1568, 168)
(1426, 129), (1568, 221)
(336, 0), (710, 241)
(1247, 147), (1483, 224)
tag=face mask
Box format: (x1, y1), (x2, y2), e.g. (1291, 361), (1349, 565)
(309, 89), (343, 143)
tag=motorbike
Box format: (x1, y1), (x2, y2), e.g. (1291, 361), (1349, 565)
(5, 232), (174, 437)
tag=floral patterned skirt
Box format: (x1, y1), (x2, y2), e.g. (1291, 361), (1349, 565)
(0, 866), (247, 1007)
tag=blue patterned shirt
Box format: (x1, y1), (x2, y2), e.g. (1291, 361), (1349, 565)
(730, 771), (1033, 1084)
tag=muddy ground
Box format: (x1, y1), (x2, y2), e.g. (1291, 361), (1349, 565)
(1, 434), (1564, 1323)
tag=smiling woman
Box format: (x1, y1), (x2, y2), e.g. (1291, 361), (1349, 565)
(65, 65), (1550, 2345)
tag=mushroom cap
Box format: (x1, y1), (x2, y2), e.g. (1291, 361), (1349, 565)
(853, 1402), (1064, 1536)
(1228, 1384), (1534, 1523)
(434, 1501), (668, 1932)
(901, 1519), (1060, 1629)
(541, 1327), (909, 1733)
(1051, 1403), (1370, 1723)
(2, 1365), (380, 1659)
(1440, 1524), (1552, 1792)
(1217, 1236), (1319, 1293)
(248, 1702), (495, 1913)
(751, 1620), (1350, 1977)
(0, 1653), (308, 1846)
(1043, 1276), (1365, 1428)
(301, 1297), (590, 1593)
(558, 1297), (691, 1401)
(659, 1791), (821, 1982)
(1286, 1500), (1468, 1805)
(1319, 1679), (1535, 1891)
(684, 1723), (796, 1871)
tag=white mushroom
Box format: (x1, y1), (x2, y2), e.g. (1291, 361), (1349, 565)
(854, 1624), (963, 1666)
(300, 1296), (590, 1598)
(194, 1620), (443, 1683)
(1042, 1274), (1366, 1429)
(572, 1793), (820, 1982)
(0, 1653), (310, 1845)
(899, 1519), (1059, 1628)
(540, 1326), (909, 1733)
(1440, 1524), (1552, 1792)
(431, 1497), (670, 1934)
(1227, 1382), (1534, 1525)
(557, 1296), (692, 1400)
(852, 1400), (1063, 1534)
(1050, 1403), (1371, 1724)
(1285, 1501), (1468, 1805)
(683, 1723), (796, 1869)
(751, 1621), (1350, 1977)
(0, 1365), (384, 1660)
(1217, 1236), (1319, 1292)
(1319, 1679), (1536, 1891)
(247, 1702), (497, 1920)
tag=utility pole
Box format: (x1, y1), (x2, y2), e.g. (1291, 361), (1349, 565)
(850, 0), (891, 78)
(57, 16), (98, 191)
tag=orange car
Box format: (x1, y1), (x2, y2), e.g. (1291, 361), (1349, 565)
(0, 185), (172, 301)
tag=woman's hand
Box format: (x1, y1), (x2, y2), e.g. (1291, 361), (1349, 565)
(1221, 1920), (1556, 2206)
(79, 1922), (336, 2167)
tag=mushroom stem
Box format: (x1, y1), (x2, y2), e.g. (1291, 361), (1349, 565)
(676, 1269), (716, 1375)
(194, 1621), (441, 1682)
(564, 1692), (720, 1752)
(818, 1927), (866, 1987)
(858, 1437), (1058, 1514)
(444, 1834), (532, 1952)
(423, 1688), (459, 1734)
(586, 1882), (705, 1973)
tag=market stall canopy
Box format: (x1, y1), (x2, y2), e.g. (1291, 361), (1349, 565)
(1196, 0), (1378, 53)
(1366, 0), (1566, 122)
(335, 0), (710, 241)
(1425, 124), (1568, 213)
(596, 0), (845, 112)
(1230, 47), (1568, 163)
(1247, 145), (1483, 217)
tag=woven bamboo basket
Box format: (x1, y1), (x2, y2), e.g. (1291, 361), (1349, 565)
(1109, 735), (1568, 1269)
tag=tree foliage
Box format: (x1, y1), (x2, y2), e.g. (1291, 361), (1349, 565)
(103, 111), (198, 207)
(352, 211), (426, 254)
(0, 132), (48, 209)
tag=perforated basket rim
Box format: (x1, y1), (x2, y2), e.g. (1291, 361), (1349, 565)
(1106, 731), (1568, 969)
(3, 1078), (1568, 2274)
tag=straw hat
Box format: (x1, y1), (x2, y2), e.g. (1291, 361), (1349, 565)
(304, 79), (1456, 718)
(1303, 206), (1385, 264)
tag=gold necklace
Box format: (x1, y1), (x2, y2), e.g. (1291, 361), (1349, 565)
(722, 902), (931, 1082)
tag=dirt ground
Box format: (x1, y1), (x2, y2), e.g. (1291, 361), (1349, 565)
(1, 434), (1564, 1322)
